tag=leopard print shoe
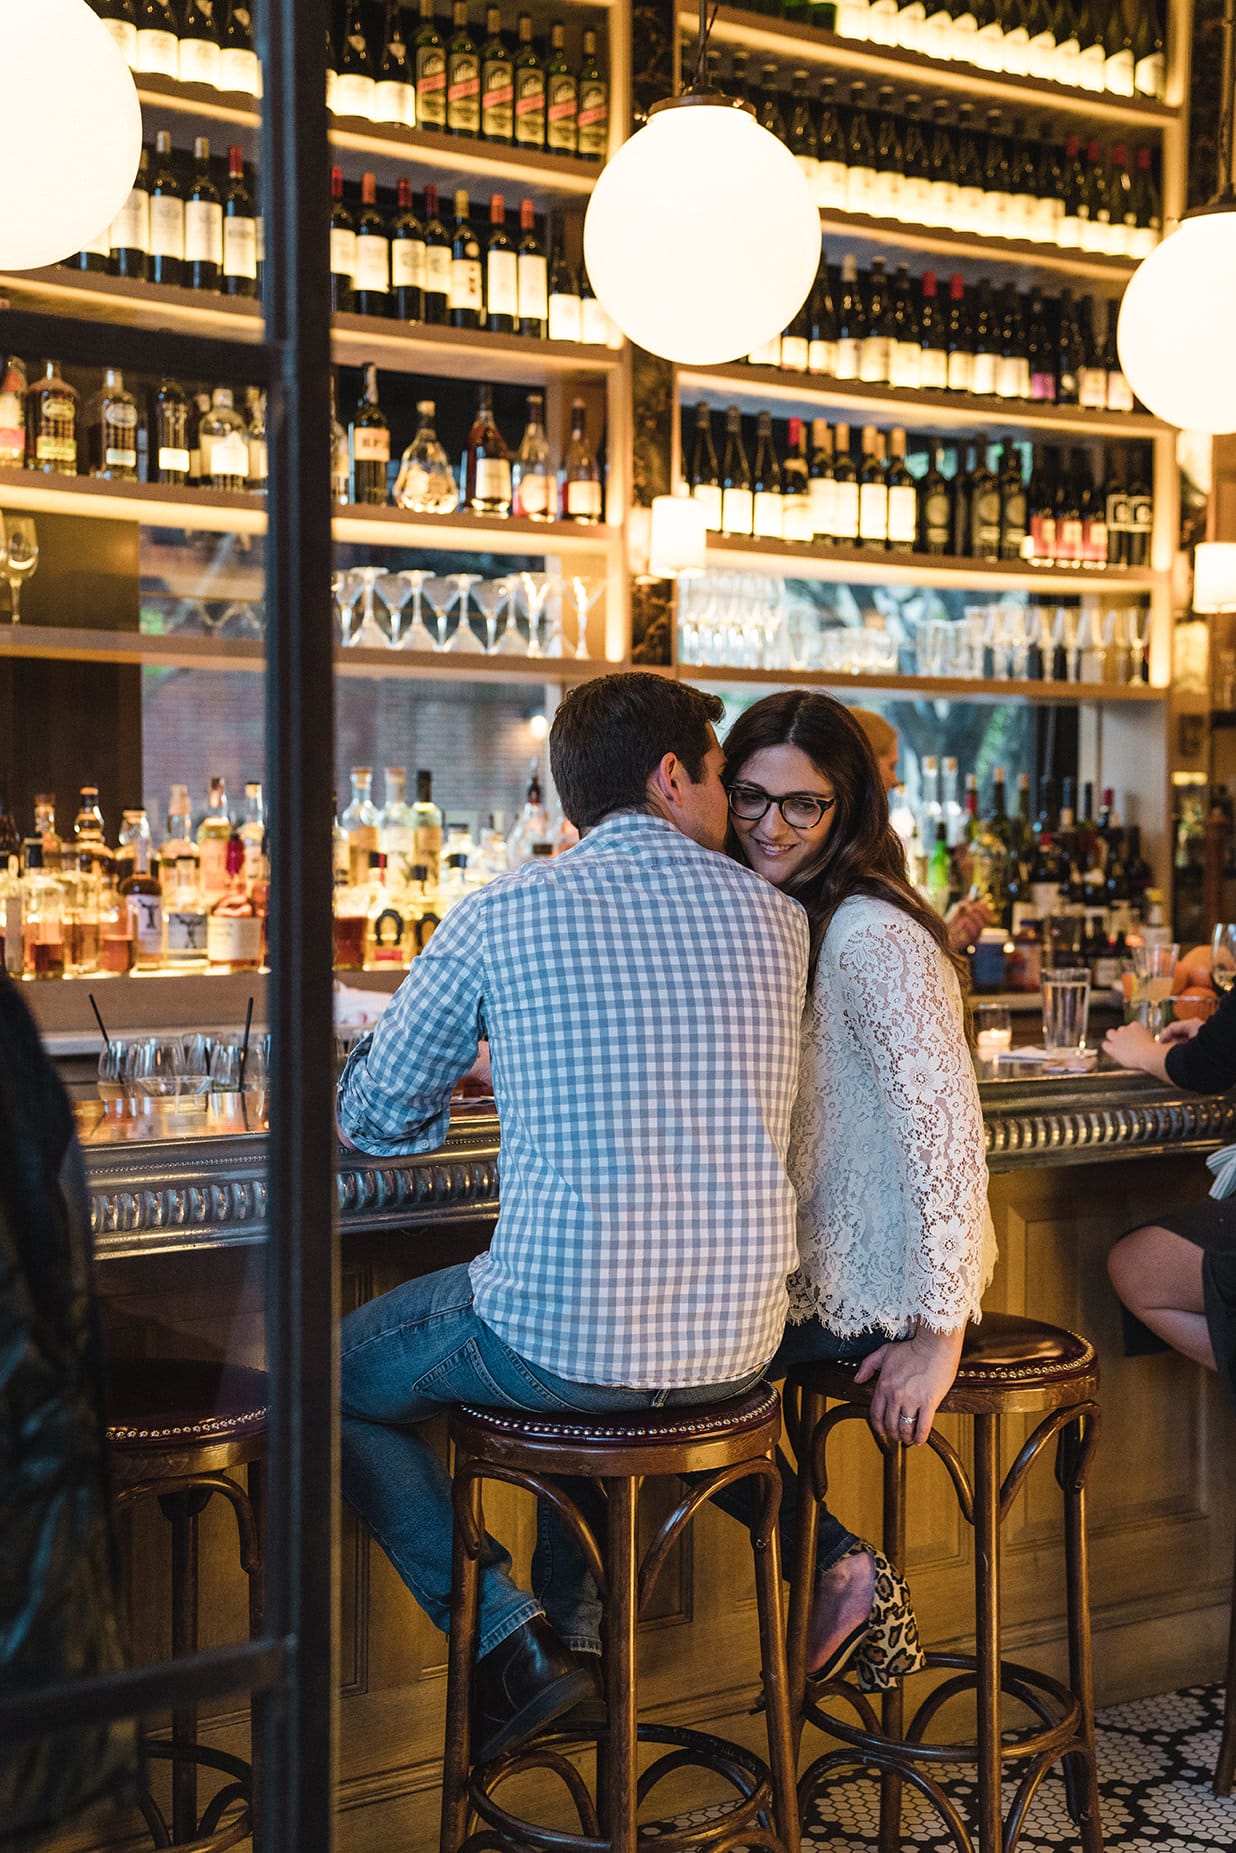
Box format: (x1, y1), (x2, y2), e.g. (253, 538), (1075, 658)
(850, 1544), (927, 1693)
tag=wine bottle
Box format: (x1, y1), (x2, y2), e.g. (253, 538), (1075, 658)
(868, 0), (899, 47)
(919, 270), (948, 388)
(900, 95), (931, 225)
(390, 178), (426, 320)
(974, 0), (1006, 73)
(980, 108), (1011, 239)
(1059, 134), (1087, 248)
(1131, 0), (1165, 99)
(1128, 145), (1161, 256)
(446, 0), (480, 136)
(807, 419), (835, 543)
(561, 397), (602, 523)
(1003, 0), (1031, 73)
(1026, 289), (1055, 402)
(97, 0), (138, 65)
(688, 402), (722, 531)
(831, 421), (860, 546)
(337, 0), (378, 119)
(414, 0), (447, 130)
(835, 252), (862, 380)
(576, 29), (608, 161)
(1102, 0), (1134, 94)
(330, 376), (350, 504)
(1075, 0), (1107, 90)
(885, 426), (916, 557)
(780, 419), (812, 545)
(1126, 462), (1152, 568)
(85, 368), (139, 481)
(545, 20), (577, 155)
(859, 256), (894, 384)
(1056, 289), (1082, 404)
(816, 77), (847, 209)
(780, 290), (810, 373)
(153, 377), (190, 484)
(1078, 141), (1112, 254)
(512, 12), (546, 148)
(918, 440), (951, 554)
(720, 405), (753, 537)
(479, 193), (516, 333)
(969, 278), (997, 396)
(997, 440), (1028, 560)
(514, 198), (547, 338)
(222, 144), (258, 298)
(352, 172), (392, 319)
(244, 385), (267, 494)
(951, 440), (976, 556)
(463, 383), (512, 515)
(179, 0), (221, 89)
(148, 129), (184, 287)
(1108, 143), (1136, 257)
(953, 103), (985, 232)
(872, 85), (903, 221)
(185, 136), (223, 291)
(547, 225), (581, 341)
(422, 183), (451, 322)
(751, 410), (783, 539)
(578, 262), (608, 346)
(1077, 295), (1106, 410)
(326, 23), (339, 112)
(1055, 450), (1084, 567)
(807, 253), (838, 376)
(946, 273), (972, 392)
(856, 425), (888, 551)
(109, 145), (151, 282)
(375, 1), (416, 126)
(350, 363), (391, 505)
(1080, 462), (1108, 569)
(1025, 0), (1056, 78)
(927, 100), (956, 227)
(134, 0), (179, 77)
(756, 62), (786, 142)
(996, 284), (1028, 401)
(330, 165), (357, 313)
(898, 0), (927, 55)
(479, 4), (514, 141)
(1006, 117), (1038, 242)
(1101, 299), (1133, 413)
(220, 0), (260, 96)
(845, 83), (877, 215)
(1028, 447), (1057, 565)
(449, 188), (483, 328)
(786, 69), (818, 196)
(511, 391), (553, 519)
(968, 442), (1001, 561)
(889, 263), (921, 390)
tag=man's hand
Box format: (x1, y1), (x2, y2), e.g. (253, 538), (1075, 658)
(946, 897), (991, 952)
(855, 1325), (966, 1447)
(1102, 1020), (1171, 1079)
(1159, 1017), (1203, 1046)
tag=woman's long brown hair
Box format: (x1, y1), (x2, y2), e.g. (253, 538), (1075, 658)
(723, 689), (972, 1009)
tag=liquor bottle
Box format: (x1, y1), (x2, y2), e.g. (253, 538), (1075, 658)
(720, 405), (753, 537)
(414, 0), (447, 130)
(85, 368), (140, 481)
(927, 822), (951, 916)
(25, 360), (79, 476)
(807, 419), (835, 543)
(946, 273), (972, 393)
(329, 376), (350, 504)
(997, 440), (1028, 560)
(545, 20), (577, 154)
(152, 377), (189, 485)
(449, 188), (483, 328)
(375, 0), (416, 127)
(479, 4), (513, 141)
(859, 256), (894, 384)
(350, 364), (391, 505)
(687, 401), (722, 532)
(831, 421), (860, 546)
(196, 776), (232, 899)
(134, 0), (179, 76)
(354, 172), (391, 317)
(220, 0), (260, 95)
(446, 0), (480, 137)
(413, 770), (444, 865)
(157, 785), (205, 967)
(199, 386), (249, 490)
(329, 166), (357, 313)
(390, 178), (426, 320)
(513, 11), (546, 149)
(919, 440), (951, 554)
(422, 183), (451, 322)
(547, 227), (582, 341)
(379, 767), (417, 870)
(337, 0), (378, 119)
(561, 397), (601, 523)
(207, 830), (262, 972)
(1132, 1), (1165, 99)
(577, 29), (608, 161)
(179, 0), (221, 87)
(148, 129), (184, 287)
(236, 780), (265, 891)
(0, 356), (24, 470)
(463, 383), (512, 514)
(108, 145), (150, 281)
(919, 270), (948, 388)
(244, 386), (267, 493)
(118, 812), (163, 970)
(751, 411), (783, 540)
(968, 441), (1001, 561)
(511, 390), (554, 519)
(393, 397), (459, 512)
(856, 424), (888, 551)
(97, 0), (138, 64)
(515, 198), (547, 337)
(341, 768), (381, 886)
(885, 427), (917, 557)
(484, 194), (517, 333)
(187, 389), (212, 482)
(222, 144), (258, 297)
(185, 136), (223, 290)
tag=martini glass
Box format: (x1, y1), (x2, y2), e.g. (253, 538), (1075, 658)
(3, 516), (38, 624)
(351, 565), (388, 648)
(446, 572), (485, 654)
(376, 570), (414, 648)
(331, 569), (366, 647)
(394, 569), (439, 652)
(473, 576), (514, 654)
(421, 576), (456, 651)
(570, 575), (604, 660)
(520, 571), (558, 659)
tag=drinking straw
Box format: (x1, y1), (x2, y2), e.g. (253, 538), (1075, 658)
(88, 993), (111, 1048)
(239, 995), (254, 1088)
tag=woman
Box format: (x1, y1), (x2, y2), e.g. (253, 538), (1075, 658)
(723, 690), (995, 1689)
(1103, 995), (1236, 1413)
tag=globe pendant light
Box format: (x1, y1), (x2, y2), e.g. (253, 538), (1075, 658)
(1116, 0), (1236, 432)
(0, 0), (143, 272)
(583, 2), (820, 365)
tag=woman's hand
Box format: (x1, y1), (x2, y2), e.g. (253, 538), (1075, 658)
(945, 897), (991, 952)
(855, 1325), (966, 1447)
(1101, 1020), (1171, 1079)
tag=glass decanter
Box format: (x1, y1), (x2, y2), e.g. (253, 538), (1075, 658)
(392, 398), (459, 513)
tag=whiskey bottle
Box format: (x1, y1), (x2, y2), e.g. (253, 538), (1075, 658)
(560, 397), (601, 523)
(119, 810), (164, 971)
(199, 386), (250, 490)
(207, 831), (262, 971)
(413, 770), (445, 865)
(511, 391), (554, 519)
(85, 368), (140, 482)
(463, 383), (512, 515)
(196, 775), (233, 899)
(349, 363), (391, 505)
(25, 360), (79, 477)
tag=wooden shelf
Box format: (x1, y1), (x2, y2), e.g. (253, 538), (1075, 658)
(702, 533), (1164, 592)
(0, 470), (622, 557)
(677, 364), (1165, 440)
(0, 268), (620, 384)
(0, 622), (620, 683)
(816, 209), (1139, 285)
(685, 5), (1182, 128)
(679, 662), (1167, 702)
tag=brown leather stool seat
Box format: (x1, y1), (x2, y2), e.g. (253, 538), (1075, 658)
(441, 1382), (800, 1853)
(107, 1360), (267, 1853)
(785, 1313), (1102, 1853)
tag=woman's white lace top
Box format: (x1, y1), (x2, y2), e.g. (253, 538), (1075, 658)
(787, 893), (996, 1337)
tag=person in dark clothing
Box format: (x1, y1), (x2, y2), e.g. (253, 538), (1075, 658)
(1103, 986), (1236, 1411)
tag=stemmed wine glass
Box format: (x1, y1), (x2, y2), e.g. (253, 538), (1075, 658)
(1054, 606), (1081, 683)
(1127, 605), (1152, 684)
(4, 516), (39, 623)
(570, 575), (604, 661)
(472, 576), (514, 654)
(1211, 923), (1236, 998)
(446, 572), (485, 654)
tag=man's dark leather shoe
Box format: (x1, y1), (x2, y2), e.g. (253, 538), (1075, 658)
(472, 1615), (594, 1761)
(549, 1653), (607, 1737)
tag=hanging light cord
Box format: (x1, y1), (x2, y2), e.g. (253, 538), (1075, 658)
(689, 0), (723, 93)
(1219, 0), (1236, 204)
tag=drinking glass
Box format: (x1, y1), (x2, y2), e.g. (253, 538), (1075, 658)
(351, 565), (389, 648)
(519, 572), (558, 658)
(472, 576), (513, 653)
(4, 516), (39, 624)
(446, 572), (486, 654)
(1211, 923), (1236, 996)
(98, 1039), (133, 1103)
(179, 1034), (213, 1100)
(1127, 605), (1152, 685)
(975, 1003), (1013, 1056)
(131, 1036), (184, 1099)
(421, 575), (455, 651)
(211, 1036), (245, 1092)
(376, 570), (415, 649)
(394, 569), (438, 652)
(1041, 968), (1091, 1054)
(1130, 940), (1180, 1035)
(570, 575), (604, 660)
(331, 568), (365, 646)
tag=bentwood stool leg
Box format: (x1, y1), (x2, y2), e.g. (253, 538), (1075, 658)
(877, 1439), (908, 1853)
(751, 1456), (800, 1853)
(1059, 1417), (1103, 1853)
(166, 1490), (206, 1842)
(973, 1415), (1003, 1853)
(1218, 1522), (1236, 1797)
(606, 1475), (640, 1853)
(786, 1385), (826, 1729)
(441, 1454), (483, 1853)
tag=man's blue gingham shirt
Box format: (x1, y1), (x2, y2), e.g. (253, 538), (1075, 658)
(337, 812), (809, 1388)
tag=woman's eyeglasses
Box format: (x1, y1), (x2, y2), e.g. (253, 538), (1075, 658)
(727, 783), (838, 829)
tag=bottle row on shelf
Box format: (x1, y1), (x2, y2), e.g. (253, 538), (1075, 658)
(682, 407), (1152, 567)
(747, 252), (1137, 416)
(718, 55), (1161, 255)
(92, 0), (261, 94)
(754, 0), (1167, 99)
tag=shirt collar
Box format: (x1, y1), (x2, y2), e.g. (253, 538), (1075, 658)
(578, 811), (702, 851)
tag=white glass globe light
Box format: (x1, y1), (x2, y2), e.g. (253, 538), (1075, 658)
(583, 100), (821, 366)
(1116, 210), (1236, 434)
(0, 0), (142, 272)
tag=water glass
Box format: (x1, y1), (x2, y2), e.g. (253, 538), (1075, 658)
(179, 1034), (213, 1100)
(1041, 969), (1091, 1054)
(131, 1036), (184, 1099)
(975, 1003), (1013, 1056)
(98, 1039), (133, 1103)
(1211, 923), (1236, 997)
(1130, 940), (1179, 1035)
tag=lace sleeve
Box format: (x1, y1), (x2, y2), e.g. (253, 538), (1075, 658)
(835, 916), (992, 1332)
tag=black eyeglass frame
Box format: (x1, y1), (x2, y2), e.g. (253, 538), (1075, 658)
(726, 783), (839, 829)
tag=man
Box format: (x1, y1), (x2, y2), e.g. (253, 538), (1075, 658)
(337, 672), (808, 1759)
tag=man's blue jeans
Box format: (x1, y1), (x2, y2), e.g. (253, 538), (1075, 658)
(340, 1263), (764, 1660)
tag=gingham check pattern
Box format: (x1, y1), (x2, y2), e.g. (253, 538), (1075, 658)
(337, 812), (809, 1388)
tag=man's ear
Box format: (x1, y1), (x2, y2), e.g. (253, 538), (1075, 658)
(646, 752), (683, 817)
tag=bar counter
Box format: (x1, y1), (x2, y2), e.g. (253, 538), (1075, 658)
(88, 1064), (1236, 1853)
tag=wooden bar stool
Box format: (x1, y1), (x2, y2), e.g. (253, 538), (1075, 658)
(1216, 1529), (1236, 1796)
(107, 1359), (266, 1853)
(785, 1314), (1102, 1853)
(440, 1382), (799, 1853)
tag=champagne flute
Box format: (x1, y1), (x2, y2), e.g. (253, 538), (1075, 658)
(1211, 923), (1236, 996)
(4, 516), (39, 624)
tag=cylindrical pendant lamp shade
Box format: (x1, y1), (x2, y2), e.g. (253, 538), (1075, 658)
(0, 0), (142, 272)
(650, 495), (708, 577)
(1116, 212), (1236, 434)
(583, 100), (821, 366)
(1194, 542), (1236, 613)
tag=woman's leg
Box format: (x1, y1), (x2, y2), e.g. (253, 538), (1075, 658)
(1108, 1226), (1217, 1370)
